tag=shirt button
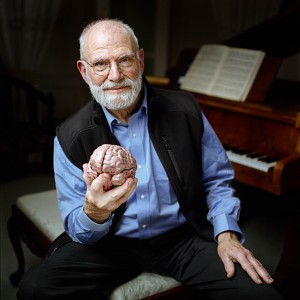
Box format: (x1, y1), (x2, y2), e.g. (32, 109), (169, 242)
(137, 165), (142, 169)
(132, 133), (137, 138)
(141, 194), (145, 199)
(142, 224), (147, 229)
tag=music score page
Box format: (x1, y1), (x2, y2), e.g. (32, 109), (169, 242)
(179, 44), (265, 101)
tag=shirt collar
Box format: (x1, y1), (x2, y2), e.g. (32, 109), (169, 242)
(102, 83), (148, 131)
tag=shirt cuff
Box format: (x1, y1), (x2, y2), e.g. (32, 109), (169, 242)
(78, 208), (114, 232)
(213, 213), (245, 243)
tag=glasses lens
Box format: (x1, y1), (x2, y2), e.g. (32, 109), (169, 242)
(91, 54), (136, 76)
(93, 61), (110, 75)
(118, 55), (135, 69)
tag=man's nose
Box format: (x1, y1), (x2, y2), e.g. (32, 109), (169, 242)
(107, 62), (123, 81)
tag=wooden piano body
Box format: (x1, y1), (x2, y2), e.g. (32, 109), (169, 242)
(169, 3), (300, 195)
(198, 94), (300, 195)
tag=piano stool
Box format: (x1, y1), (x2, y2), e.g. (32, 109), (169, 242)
(7, 189), (189, 299)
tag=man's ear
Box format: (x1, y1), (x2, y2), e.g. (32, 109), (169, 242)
(77, 60), (89, 84)
(138, 48), (145, 73)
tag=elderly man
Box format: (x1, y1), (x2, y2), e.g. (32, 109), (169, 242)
(17, 19), (283, 300)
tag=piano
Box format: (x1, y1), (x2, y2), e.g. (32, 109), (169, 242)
(168, 3), (300, 195)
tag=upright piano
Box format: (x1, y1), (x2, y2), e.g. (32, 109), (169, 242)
(169, 3), (300, 195)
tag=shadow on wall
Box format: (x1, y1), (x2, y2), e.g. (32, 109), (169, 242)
(0, 75), (55, 182)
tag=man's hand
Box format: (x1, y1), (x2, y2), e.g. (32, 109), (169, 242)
(82, 163), (138, 223)
(217, 231), (274, 285)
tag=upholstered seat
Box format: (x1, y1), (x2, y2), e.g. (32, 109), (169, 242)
(16, 190), (64, 241)
(8, 189), (187, 299)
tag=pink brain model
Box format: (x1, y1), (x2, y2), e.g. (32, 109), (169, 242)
(86, 144), (137, 191)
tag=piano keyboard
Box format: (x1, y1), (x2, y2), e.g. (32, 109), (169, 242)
(224, 147), (277, 172)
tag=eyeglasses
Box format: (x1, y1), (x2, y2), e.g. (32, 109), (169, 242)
(82, 53), (137, 76)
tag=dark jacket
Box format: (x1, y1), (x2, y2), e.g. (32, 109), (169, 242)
(56, 79), (213, 239)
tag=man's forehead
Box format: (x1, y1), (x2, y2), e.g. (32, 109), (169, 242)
(84, 23), (134, 56)
(88, 22), (128, 43)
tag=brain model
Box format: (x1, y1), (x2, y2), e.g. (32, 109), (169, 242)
(86, 144), (137, 191)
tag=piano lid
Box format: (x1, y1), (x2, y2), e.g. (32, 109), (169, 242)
(223, 2), (300, 58)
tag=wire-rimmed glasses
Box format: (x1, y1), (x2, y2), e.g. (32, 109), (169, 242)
(82, 53), (137, 76)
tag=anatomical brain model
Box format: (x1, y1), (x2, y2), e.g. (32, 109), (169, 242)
(86, 144), (137, 191)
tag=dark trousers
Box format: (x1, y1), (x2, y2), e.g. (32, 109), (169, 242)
(17, 224), (283, 300)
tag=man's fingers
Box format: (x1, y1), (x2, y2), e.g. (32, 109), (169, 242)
(82, 163), (93, 187)
(218, 234), (274, 285)
(222, 256), (236, 278)
(89, 173), (111, 192)
(242, 262), (263, 284)
(108, 177), (137, 202)
(246, 255), (274, 284)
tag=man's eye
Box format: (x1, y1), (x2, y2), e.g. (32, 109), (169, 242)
(94, 61), (109, 71)
(95, 61), (108, 67)
(119, 56), (134, 66)
(120, 57), (130, 63)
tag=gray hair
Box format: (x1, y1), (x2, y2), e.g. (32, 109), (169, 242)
(79, 19), (139, 60)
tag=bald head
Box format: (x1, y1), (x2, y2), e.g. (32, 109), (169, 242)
(79, 19), (139, 60)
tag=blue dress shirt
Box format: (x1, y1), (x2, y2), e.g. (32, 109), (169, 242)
(54, 89), (243, 245)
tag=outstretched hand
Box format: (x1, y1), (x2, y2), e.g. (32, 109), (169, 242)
(82, 163), (138, 224)
(217, 231), (274, 285)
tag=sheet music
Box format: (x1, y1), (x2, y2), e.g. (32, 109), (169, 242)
(180, 44), (265, 101)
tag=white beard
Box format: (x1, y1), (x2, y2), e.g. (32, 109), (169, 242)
(87, 73), (143, 110)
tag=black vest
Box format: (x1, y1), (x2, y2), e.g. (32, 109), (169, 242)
(56, 79), (213, 240)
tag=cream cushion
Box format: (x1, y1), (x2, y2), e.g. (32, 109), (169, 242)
(16, 190), (64, 241)
(16, 189), (182, 299)
(108, 272), (181, 300)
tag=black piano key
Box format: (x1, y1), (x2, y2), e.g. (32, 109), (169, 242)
(259, 156), (276, 163)
(224, 144), (277, 164)
(246, 152), (259, 158)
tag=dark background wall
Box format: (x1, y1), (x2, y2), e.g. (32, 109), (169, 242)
(1, 0), (299, 123)
(1, 3), (299, 298)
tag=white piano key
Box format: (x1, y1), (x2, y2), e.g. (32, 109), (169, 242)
(226, 150), (277, 172)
